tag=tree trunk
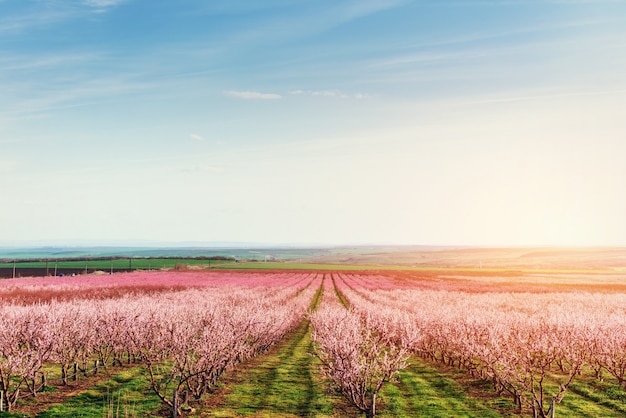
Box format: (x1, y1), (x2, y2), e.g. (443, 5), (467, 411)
(514, 394), (522, 412)
(8, 388), (19, 412)
(172, 390), (178, 418)
(62, 365), (68, 385)
(365, 393), (377, 418)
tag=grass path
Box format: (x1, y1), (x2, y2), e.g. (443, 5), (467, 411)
(203, 316), (342, 417)
(378, 359), (507, 418)
(378, 359), (626, 418)
(547, 374), (626, 417)
(199, 279), (344, 417)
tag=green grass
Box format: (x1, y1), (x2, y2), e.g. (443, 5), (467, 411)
(378, 361), (626, 418)
(32, 367), (161, 418)
(5, 344), (626, 418)
(20, 356), (626, 418)
(548, 373), (626, 417)
(206, 281), (340, 417)
(378, 359), (507, 418)
(206, 319), (340, 417)
(0, 257), (235, 271)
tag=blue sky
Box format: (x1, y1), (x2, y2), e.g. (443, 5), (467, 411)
(1, 0), (626, 246)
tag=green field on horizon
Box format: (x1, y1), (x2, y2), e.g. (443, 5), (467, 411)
(0, 257), (235, 271)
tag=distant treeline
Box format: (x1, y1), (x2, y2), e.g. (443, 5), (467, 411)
(0, 255), (235, 264)
(0, 256), (237, 278)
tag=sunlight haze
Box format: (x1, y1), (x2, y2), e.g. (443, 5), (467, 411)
(1, 0), (625, 246)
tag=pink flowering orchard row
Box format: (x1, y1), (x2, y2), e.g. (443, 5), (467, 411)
(0, 273), (320, 413)
(0, 270), (318, 304)
(336, 273), (626, 418)
(0, 270), (315, 290)
(309, 276), (411, 418)
(0, 270), (319, 306)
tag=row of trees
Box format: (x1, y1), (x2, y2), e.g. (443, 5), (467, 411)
(309, 276), (412, 418)
(6, 269), (626, 417)
(335, 273), (626, 418)
(0, 275), (321, 414)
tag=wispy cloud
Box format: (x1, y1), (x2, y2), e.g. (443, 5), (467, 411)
(370, 15), (623, 69)
(209, 0), (409, 54)
(190, 133), (206, 141)
(0, 0), (127, 34)
(1, 74), (154, 121)
(83, 0), (128, 12)
(224, 90), (282, 100)
(0, 51), (103, 72)
(338, 0), (409, 21)
(290, 90), (344, 98)
(289, 90), (370, 99)
(0, 8), (69, 34)
(83, 0), (126, 6)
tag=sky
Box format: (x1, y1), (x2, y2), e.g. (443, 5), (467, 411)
(1, 0), (625, 247)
